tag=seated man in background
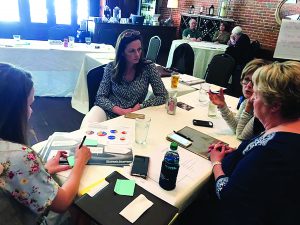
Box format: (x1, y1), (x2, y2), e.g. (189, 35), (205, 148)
(225, 26), (252, 97)
(182, 19), (202, 42)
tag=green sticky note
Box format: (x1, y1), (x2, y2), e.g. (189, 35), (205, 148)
(84, 139), (98, 146)
(114, 179), (135, 196)
(67, 156), (75, 167)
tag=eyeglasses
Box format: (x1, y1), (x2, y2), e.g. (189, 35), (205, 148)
(124, 31), (141, 38)
(241, 78), (253, 86)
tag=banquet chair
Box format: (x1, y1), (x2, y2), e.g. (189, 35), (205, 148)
(170, 43), (194, 75)
(146, 36), (161, 63)
(87, 64), (107, 109)
(204, 53), (235, 88)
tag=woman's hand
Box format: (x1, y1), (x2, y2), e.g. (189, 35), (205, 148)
(112, 106), (134, 115)
(45, 151), (71, 175)
(190, 37), (197, 41)
(74, 146), (91, 165)
(209, 142), (235, 162)
(132, 103), (141, 111)
(208, 88), (226, 108)
(245, 96), (254, 113)
(196, 37), (202, 42)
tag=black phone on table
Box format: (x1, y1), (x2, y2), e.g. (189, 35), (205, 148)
(193, 119), (213, 128)
(131, 155), (150, 179)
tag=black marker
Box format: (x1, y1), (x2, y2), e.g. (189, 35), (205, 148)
(79, 135), (87, 149)
(173, 131), (193, 142)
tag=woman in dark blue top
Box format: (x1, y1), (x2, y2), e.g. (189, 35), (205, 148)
(209, 61), (300, 225)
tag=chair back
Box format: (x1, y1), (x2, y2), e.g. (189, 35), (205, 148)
(146, 36), (161, 63)
(170, 43), (194, 75)
(87, 64), (106, 109)
(204, 53), (235, 87)
(250, 40), (261, 58)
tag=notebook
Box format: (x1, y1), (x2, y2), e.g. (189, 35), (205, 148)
(75, 171), (179, 225)
(172, 126), (226, 159)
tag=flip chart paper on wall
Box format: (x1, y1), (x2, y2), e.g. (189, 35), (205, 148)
(274, 19), (300, 60)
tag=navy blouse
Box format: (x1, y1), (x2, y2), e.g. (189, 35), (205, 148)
(215, 132), (300, 225)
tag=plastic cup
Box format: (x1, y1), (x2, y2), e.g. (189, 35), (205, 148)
(171, 74), (180, 88)
(68, 36), (75, 47)
(135, 117), (151, 144)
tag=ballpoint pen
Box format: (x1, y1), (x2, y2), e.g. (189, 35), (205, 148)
(173, 131), (193, 142)
(79, 135), (87, 149)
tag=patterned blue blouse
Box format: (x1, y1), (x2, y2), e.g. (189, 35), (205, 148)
(0, 140), (59, 224)
(215, 132), (300, 224)
(94, 62), (168, 118)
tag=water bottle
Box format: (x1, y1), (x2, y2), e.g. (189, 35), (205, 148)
(159, 142), (180, 190)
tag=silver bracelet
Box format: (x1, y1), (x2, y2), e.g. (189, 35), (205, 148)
(211, 161), (222, 169)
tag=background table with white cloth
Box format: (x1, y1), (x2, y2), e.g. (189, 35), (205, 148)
(0, 39), (114, 97)
(166, 40), (228, 79)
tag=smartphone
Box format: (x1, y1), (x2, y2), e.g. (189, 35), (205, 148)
(167, 132), (193, 148)
(210, 90), (220, 94)
(193, 119), (213, 128)
(131, 155), (149, 179)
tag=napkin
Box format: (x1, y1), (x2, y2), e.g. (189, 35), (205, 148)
(119, 194), (153, 223)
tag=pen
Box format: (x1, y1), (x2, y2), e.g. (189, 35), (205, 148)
(173, 131), (193, 142)
(79, 135), (87, 149)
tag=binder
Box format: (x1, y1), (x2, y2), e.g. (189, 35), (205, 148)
(75, 171), (179, 225)
(174, 126), (226, 159)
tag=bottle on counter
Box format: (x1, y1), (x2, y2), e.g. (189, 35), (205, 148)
(159, 142), (180, 190)
(209, 5), (215, 16)
(104, 5), (111, 19)
(113, 6), (121, 21)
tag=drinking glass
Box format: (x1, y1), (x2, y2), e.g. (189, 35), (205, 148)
(85, 37), (92, 45)
(135, 117), (151, 144)
(199, 83), (210, 103)
(68, 36), (75, 47)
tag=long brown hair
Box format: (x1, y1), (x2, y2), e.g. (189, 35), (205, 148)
(0, 63), (33, 144)
(112, 29), (145, 84)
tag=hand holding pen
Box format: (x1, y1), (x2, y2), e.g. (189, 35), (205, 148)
(75, 136), (91, 165)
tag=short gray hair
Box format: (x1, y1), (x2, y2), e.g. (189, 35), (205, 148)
(231, 26), (242, 35)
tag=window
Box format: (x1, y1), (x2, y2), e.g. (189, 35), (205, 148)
(55, 0), (71, 25)
(0, 0), (20, 22)
(77, 0), (89, 24)
(29, 0), (47, 23)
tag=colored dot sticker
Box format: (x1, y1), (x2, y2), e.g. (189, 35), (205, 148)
(120, 137), (126, 141)
(110, 130), (117, 133)
(86, 130), (94, 135)
(108, 135), (116, 140)
(97, 131), (107, 136)
(121, 131), (127, 134)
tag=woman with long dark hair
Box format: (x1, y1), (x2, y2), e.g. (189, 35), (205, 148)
(81, 29), (167, 126)
(0, 63), (91, 224)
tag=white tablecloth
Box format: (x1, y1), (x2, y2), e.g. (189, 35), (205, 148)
(71, 53), (115, 114)
(166, 40), (228, 79)
(33, 91), (240, 212)
(0, 39), (115, 97)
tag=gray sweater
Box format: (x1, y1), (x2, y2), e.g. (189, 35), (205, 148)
(219, 99), (254, 140)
